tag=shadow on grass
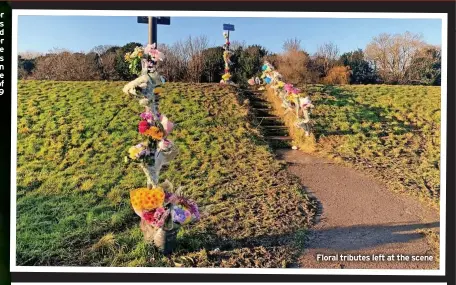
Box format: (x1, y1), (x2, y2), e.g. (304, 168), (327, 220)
(313, 85), (417, 139)
(177, 221), (439, 255)
(305, 221), (439, 251)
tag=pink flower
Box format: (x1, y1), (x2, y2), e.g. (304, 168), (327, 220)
(142, 210), (156, 224)
(151, 207), (170, 228)
(159, 114), (174, 136)
(144, 43), (165, 61)
(292, 88), (300, 95)
(144, 43), (155, 55)
(284, 84), (294, 93)
(138, 121), (150, 134)
(140, 112), (154, 123)
(158, 139), (172, 151)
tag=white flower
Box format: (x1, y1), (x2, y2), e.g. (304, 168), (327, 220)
(139, 98), (149, 106)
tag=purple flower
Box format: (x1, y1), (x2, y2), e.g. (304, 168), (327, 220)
(172, 206), (187, 224)
(187, 200), (200, 221)
(140, 112), (154, 122)
(138, 148), (151, 157)
(165, 192), (177, 204)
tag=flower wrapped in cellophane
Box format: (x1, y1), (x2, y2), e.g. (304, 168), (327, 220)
(124, 46), (145, 76)
(130, 180), (200, 230)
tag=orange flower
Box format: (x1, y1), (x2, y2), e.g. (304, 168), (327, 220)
(153, 87), (164, 94)
(143, 126), (164, 140)
(130, 187), (165, 213)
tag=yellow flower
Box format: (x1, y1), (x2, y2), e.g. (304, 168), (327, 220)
(128, 146), (142, 160)
(130, 187), (165, 212)
(138, 51), (143, 58)
(277, 81), (285, 88)
(222, 73), (231, 80)
(124, 53), (131, 61)
(182, 207), (193, 224)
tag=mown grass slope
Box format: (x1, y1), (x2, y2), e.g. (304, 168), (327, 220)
(16, 80), (316, 267)
(304, 84), (441, 204)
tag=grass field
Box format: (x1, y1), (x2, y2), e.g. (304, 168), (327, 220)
(16, 80), (317, 267)
(305, 84), (441, 204)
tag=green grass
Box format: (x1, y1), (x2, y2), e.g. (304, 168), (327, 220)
(16, 80), (317, 267)
(302, 84), (441, 205)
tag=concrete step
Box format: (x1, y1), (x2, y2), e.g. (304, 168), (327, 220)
(251, 107), (272, 111)
(257, 116), (280, 120)
(261, 125), (288, 129)
(265, 136), (293, 141)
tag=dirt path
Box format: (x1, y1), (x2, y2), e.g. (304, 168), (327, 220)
(276, 149), (440, 270)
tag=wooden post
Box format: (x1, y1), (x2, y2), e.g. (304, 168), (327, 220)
(148, 16), (152, 45)
(139, 16), (169, 45)
(148, 17), (157, 45)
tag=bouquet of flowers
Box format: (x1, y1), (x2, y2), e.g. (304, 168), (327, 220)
(131, 182), (200, 229)
(130, 181), (200, 253)
(124, 46), (145, 76)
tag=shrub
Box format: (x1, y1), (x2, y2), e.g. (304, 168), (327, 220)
(276, 49), (310, 85)
(31, 51), (102, 81)
(322, 66), (351, 85)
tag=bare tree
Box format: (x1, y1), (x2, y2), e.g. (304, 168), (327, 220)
(90, 45), (114, 55)
(18, 50), (43, 59)
(157, 36), (208, 82)
(316, 42), (340, 75)
(100, 52), (120, 80)
(365, 31), (425, 84)
(184, 35), (209, 83)
(230, 40), (246, 51)
(31, 51), (102, 81)
(157, 43), (186, 82)
(283, 38), (302, 52)
(276, 39), (310, 85)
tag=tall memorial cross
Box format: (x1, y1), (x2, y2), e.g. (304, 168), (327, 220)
(137, 16), (171, 45)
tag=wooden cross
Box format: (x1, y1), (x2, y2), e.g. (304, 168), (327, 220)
(137, 16), (171, 45)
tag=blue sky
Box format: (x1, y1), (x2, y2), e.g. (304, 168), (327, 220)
(18, 16), (442, 55)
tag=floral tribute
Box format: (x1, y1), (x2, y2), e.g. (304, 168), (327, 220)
(122, 43), (200, 252)
(220, 31), (233, 84)
(254, 61), (315, 136)
(130, 181), (200, 231)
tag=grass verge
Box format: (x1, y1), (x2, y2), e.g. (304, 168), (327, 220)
(265, 84), (440, 208)
(16, 80), (317, 267)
